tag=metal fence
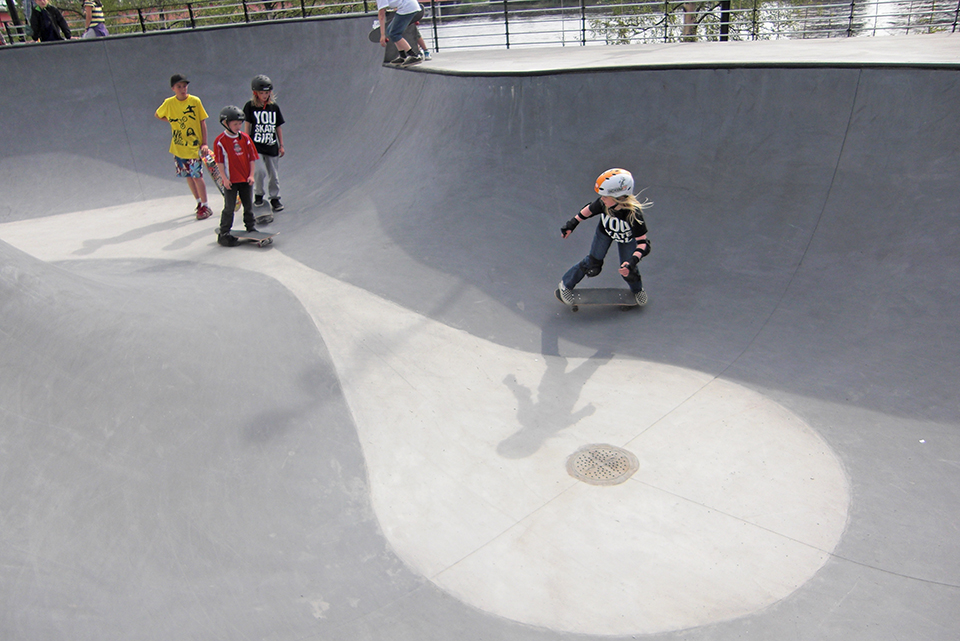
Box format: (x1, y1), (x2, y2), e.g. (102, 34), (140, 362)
(4, 0), (958, 49)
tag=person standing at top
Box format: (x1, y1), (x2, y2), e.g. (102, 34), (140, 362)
(243, 74), (286, 221)
(377, 0), (423, 66)
(30, 0), (71, 42)
(82, 0), (109, 38)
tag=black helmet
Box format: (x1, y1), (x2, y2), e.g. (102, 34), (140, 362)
(219, 105), (244, 128)
(251, 74), (273, 92)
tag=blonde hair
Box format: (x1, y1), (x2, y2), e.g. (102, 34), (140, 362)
(252, 90), (277, 108)
(605, 192), (652, 225)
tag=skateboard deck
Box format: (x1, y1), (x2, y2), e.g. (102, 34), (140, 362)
(368, 16), (391, 43)
(556, 288), (638, 312)
(221, 230), (278, 247)
(202, 149), (243, 208)
(201, 149), (226, 195)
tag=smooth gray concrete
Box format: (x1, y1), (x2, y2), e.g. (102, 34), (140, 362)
(1, 18), (959, 641)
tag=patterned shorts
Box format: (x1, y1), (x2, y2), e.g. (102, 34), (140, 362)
(175, 156), (204, 178)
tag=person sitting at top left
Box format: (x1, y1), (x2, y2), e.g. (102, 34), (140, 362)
(31, 0), (71, 42)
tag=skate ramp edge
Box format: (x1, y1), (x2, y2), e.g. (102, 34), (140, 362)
(1, 18), (959, 641)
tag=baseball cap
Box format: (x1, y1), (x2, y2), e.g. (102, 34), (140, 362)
(170, 74), (190, 87)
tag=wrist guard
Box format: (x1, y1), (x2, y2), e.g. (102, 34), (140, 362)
(560, 217), (580, 236)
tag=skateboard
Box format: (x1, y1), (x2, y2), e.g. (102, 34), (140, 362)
(201, 149), (242, 209)
(201, 149), (226, 195)
(220, 229), (278, 247)
(556, 288), (638, 312)
(368, 16), (391, 43)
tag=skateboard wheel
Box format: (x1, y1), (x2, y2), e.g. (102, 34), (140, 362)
(571, 305), (579, 312)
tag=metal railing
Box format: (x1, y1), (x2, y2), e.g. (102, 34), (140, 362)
(3, 0), (958, 49)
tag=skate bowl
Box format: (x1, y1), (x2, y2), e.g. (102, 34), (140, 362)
(1, 18), (958, 641)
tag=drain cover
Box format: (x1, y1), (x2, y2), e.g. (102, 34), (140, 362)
(566, 444), (639, 486)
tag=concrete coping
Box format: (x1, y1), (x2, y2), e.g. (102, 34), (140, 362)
(415, 32), (960, 76)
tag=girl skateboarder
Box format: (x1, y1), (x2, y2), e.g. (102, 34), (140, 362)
(557, 168), (652, 306)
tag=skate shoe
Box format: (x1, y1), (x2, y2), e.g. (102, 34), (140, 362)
(217, 232), (238, 247)
(556, 281), (575, 305)
(635, 289), (648, 306)
(270, 198), (284, 212)
(254, 195), (265, 207)
(388, 53), (406, 66)
(196, 204), (213, 220)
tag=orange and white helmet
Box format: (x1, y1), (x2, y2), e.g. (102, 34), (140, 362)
(595, 168), (634, 197)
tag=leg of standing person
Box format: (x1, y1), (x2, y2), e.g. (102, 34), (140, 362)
(218, 184), (238, 243)
(237, 183), (256, 232)
(177, 156), (211, 219)
(386, 10), (422, 64)
(185, 175), (200, 201)
(263, 155), (281, 202)
(415, 25), (431, 59)
(177, 157), (208, 219)
(192, 175), (209, 207)
(189, 175), (212, 219)
(254, 159), (266, 204)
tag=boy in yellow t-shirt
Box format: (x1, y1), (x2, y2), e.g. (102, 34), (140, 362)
(155, 74), (214, 220)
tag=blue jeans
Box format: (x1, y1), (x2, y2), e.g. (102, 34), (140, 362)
(386, 9), (422, 43)
(562, 224), (643, 293)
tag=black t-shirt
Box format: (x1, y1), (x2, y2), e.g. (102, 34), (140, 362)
(583, 198), (648, 243)
(243, 102), (285, 156)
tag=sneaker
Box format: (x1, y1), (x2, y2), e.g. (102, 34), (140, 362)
(635, 289), (648, 306)
(402, 53), (423, 66)
(217, 232), (239, 247)
(255, 214), (274, 226)
(556, 280), (575, 305)
(196, 204), (213, 220)
(270, 198), (284, 212)
(422, 50), (432, 60)
(388, 54), (406, 65)
(254, 195), (265, 207)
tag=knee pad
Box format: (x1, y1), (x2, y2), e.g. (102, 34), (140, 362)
(584, 257), (603, 278)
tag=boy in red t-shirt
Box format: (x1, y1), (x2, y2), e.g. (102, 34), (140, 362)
(213, 105), (260, 247)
